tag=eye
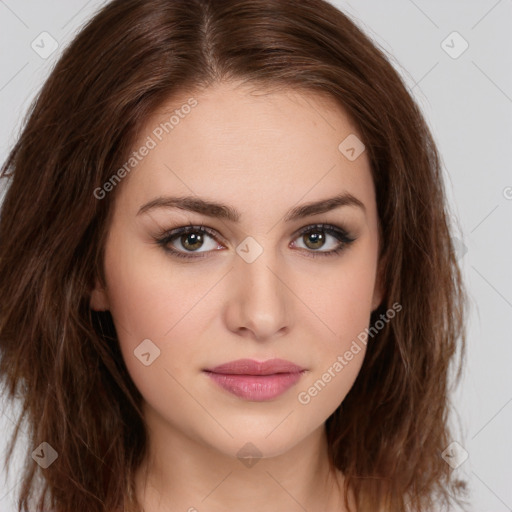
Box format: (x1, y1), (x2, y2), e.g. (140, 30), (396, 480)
(156, 225), (224, 260)
(155, 223), (355, 260)
(290, 224), (355, 258)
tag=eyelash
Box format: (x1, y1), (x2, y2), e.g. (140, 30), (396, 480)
(155, 223), (356, 261)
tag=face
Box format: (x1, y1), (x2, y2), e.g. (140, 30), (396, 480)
(91, 81), (383, 461)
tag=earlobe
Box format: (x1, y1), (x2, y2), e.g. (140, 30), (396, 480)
(89, 278), (110, 311)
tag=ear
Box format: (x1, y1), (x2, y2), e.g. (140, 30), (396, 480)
(371, 254), (386, 311)
(90, 277), (110, 311)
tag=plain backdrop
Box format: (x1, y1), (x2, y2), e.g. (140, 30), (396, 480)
(0, 1), (511, 511)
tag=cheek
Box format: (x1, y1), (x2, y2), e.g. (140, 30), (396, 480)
(102, 232), (219, 387)
(103, 229), (198, 342)
(105, 261), (170, 342)
(294, 246), (377, 408)
(305, 248), (378, 347)
(296, 278), (372, 416)
(101, 246), (184, 405)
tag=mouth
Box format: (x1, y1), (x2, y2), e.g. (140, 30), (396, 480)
(202, 358), (306, 401)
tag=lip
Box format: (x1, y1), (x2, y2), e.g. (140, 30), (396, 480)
(203, 358), (306, 401)
(205, 358), (305, 375)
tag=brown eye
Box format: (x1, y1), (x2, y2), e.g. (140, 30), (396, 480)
(180, 232), (205, 251)
(303, 230), (326, 250)
(291, 224), (356, 258)
(157, 225), (225, 260)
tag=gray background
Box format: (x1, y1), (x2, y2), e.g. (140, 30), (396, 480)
(0, 1), (511, 510)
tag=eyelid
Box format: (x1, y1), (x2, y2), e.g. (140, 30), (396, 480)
(292, 222), (352, 239)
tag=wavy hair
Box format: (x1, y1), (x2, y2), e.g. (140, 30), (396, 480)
(0, 0), (467, 510)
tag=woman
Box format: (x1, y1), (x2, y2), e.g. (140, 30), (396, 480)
(0, 0), (468, 510)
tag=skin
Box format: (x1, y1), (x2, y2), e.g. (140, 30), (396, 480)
(91, 80), (383, 512)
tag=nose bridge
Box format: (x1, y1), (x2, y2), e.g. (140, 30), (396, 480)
(226, 239), (290, 338)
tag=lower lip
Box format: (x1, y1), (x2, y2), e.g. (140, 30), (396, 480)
(204, 371), (304, 401)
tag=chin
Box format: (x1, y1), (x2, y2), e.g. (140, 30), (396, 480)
(197, 418), (317, 462)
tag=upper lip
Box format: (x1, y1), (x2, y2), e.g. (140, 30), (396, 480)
(204, 358), (305, 375)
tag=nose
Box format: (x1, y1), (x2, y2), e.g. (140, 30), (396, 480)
(223, 249), (291, 341)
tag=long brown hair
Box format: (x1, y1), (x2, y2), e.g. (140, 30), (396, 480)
(0, 0), (467, 510)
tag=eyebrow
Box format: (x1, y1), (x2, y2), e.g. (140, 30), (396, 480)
(137, 192), (366, 221)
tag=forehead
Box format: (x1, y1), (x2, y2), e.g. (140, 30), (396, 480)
(116, 81), (375, 219)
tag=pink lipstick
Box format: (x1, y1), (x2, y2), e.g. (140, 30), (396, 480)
(203, 358), (305, 401)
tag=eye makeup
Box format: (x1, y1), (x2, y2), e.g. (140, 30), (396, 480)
(153, 222), (357, 261)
